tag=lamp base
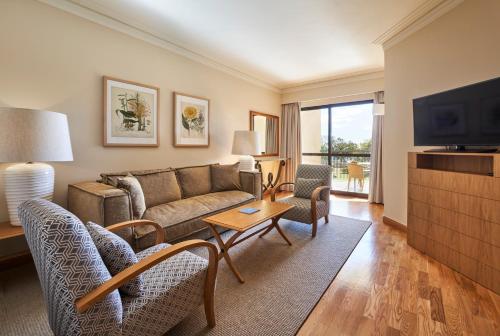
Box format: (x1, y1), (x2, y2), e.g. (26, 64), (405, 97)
(238, 155), (256, 171)
(4, 163), (54, 226)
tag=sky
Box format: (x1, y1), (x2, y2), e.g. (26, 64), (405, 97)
(318, 103), (373, 144)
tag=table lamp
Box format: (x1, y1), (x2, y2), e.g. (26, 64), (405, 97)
(0, 108), (73, 226)
(231, 130), (260, 171)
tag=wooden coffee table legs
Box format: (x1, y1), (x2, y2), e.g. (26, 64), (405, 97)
(207, 215), (291, 283)
(209, 228), (245, 283)
(258, 216), (292, 245)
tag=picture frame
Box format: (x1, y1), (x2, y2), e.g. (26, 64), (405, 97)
(173, 92), (210, 147)
(103, 76), (159, 147)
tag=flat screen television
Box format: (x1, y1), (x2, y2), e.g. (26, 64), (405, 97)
(413, 77), (500, 150)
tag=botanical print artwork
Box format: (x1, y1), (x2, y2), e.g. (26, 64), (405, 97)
(104, 77), (159, 147)
(111, 87), (154, 138)
(181, 102), (206, 139)
(174, 92), (209, 147)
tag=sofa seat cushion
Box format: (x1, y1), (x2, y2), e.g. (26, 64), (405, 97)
(137, 190), (255, 238)
(193, 190), (254, 212)
(121, 243), (207, 335)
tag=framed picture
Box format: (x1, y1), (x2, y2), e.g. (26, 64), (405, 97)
(173, 92), (210, 147)
(103, 76), (159, 147)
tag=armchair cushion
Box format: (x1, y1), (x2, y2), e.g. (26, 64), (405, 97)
(294, 178), (324, 199)
(121, 243), (208, 335)
(86, 222), (144, 296)
(276, 196), (328, 224)
(117, 174), (146, 219)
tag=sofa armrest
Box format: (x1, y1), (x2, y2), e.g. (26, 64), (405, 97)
(239, 171), (262, 200)
(68, 182), (133, 227)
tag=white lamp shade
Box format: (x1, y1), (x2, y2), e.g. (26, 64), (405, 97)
(0, 108), (73, 163)
(231, 130), (260, 155)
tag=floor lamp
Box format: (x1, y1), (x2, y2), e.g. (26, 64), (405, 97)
(0, 108), (73, 226)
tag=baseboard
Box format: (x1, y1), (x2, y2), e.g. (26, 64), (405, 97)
(382, 215), (407, 233)
(331, 190), (368, 199)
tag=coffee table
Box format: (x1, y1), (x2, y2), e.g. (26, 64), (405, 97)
(203, 200), (295, 283)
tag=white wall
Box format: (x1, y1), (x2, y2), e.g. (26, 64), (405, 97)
(282, 72), (384, 105)
(383, 0), (500, 224)
(0, 0), (281, 222)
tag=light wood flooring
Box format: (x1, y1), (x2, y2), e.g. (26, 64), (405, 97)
(289, 195), (500, 336)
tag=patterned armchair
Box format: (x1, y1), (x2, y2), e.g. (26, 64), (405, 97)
(271, 164), (331, 237)
(18, 199), (218, 336)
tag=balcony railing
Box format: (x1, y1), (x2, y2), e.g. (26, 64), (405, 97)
(302, 152), (371, 194)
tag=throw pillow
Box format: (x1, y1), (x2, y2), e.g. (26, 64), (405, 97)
(118, 173), (147, 219)
(86, 222), (143, 296)
(176, 165), (212, 198)
(134, 170), (181, 208)
(294, 178), (324, 199)
(211, 163), (242, 192)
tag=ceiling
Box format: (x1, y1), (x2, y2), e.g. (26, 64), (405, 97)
(68, 0), (431, 88)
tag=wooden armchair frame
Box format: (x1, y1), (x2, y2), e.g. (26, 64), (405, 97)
(271, 182), (331, 237)
(75, 220), (218, 328)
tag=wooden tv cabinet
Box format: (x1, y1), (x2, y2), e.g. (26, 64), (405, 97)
(408, 152), (500, 294)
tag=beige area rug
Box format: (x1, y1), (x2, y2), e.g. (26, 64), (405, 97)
(0, 215), (370, 336)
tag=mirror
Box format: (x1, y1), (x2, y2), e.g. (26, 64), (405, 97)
(249, 111), (279, 156)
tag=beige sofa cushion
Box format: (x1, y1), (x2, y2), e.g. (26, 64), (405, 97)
(135, 171), (182, 208)
(210, 163), (241, 192)
(176, 165), (212, 198)
(137, 190), (255, 238)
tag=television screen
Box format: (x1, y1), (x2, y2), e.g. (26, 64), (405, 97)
(413, 77), (500, 146)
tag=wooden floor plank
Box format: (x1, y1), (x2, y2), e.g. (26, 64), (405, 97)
(418, 271), (430, 300)
(294, 195), (500, 336)
(400, 310), (417, 336)
(430, 286), (447, 323)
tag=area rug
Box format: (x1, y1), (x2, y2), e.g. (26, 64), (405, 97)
(0, 215), (370, 336)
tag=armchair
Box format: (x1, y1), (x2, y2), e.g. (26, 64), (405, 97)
(271, 164), (331, 237)
(18, 199), (218, 336)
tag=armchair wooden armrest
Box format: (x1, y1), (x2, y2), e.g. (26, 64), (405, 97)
(106, 220), (165, 245)
(75, 239), (219, 322)
(270, 182), (295, 201)
(311, 186), (331, 209)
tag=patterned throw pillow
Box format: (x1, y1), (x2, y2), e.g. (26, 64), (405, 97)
(294, 178), (324, 199)
(86, 222), (143, 296)
(117, 173), (147, 219)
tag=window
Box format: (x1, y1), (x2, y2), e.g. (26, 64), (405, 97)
(301, 101), (373, 195)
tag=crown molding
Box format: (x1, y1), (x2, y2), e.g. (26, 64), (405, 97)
(281, 70), (384, 94)
(37, 0), (282, 93)
(373, 0), (464, 50)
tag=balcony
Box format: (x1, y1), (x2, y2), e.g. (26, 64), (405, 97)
(302, 153), (370, 195)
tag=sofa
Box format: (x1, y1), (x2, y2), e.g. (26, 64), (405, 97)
(68, 164), (262, 249)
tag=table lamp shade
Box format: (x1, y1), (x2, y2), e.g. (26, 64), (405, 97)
(232, 131), (259, 171)
(0, 108), (73, 163)
(0, 108), (73, 226)
(231, 131), (260, 156)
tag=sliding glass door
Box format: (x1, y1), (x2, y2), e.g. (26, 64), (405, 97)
(301, 101), (373, 195)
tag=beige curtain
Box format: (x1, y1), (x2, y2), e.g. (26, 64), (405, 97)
(280, 102), (302, 189)
(369, 91), (384, 203)
(265, 118), (277, 153)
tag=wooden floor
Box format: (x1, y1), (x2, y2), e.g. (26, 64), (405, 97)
(292, 195), (500, 336)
